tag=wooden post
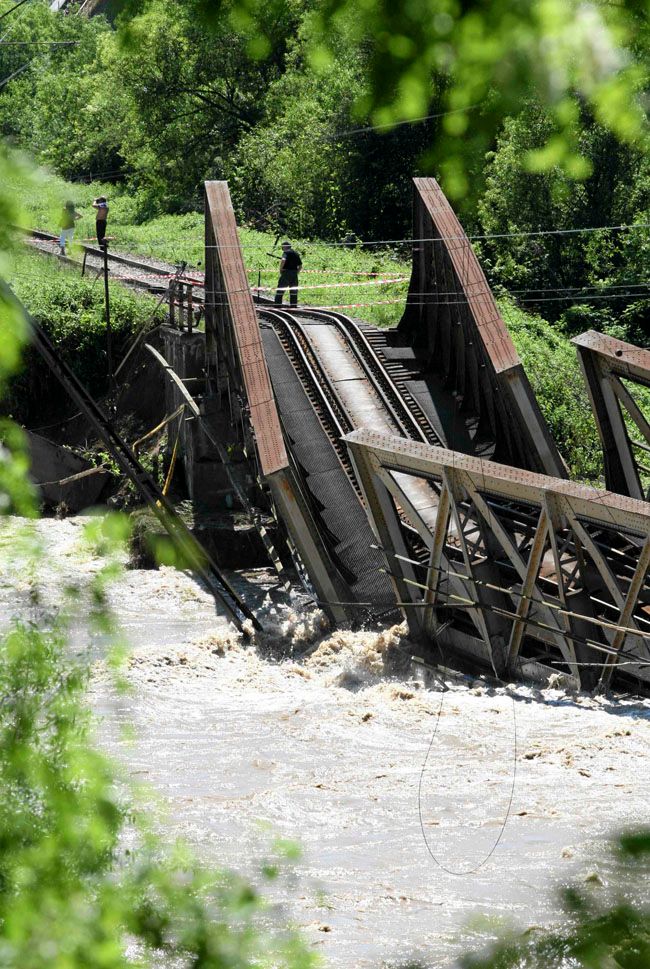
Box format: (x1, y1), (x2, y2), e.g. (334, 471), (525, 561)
(102, 243), (114, 385)
(178, 281), (185, 330)
(169, 280), (176, 328)
(187, 285), (193, 333)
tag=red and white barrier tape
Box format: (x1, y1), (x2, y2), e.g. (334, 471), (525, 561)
(310, 298), (404, 309)
(252, 275), (408, 293)
(246, 267), (407, 276)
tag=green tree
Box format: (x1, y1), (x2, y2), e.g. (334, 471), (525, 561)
(228, 9), (444, 240)
(167, 0), (649, 200)
(105, 0), (307, 215)
(0, 1), (125, 182)
(478, 102), (650, 343)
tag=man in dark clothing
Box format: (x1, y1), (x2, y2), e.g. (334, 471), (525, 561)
(92, 196), (109, 248)
(274, 241), (302, 307)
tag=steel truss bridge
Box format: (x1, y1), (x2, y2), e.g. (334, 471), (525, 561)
(18, 176), (648, 693)
(196, 177), (650, 694)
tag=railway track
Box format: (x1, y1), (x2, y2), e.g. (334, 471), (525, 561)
(22, 227), (205, 297)
(23, 228), (437, 468)
(261, 305), (444, 503)
(260, 305), (442, 491)
(261, 305), (442, 567)
(259, 308), (359, 495)
(307, 310), (441, 446)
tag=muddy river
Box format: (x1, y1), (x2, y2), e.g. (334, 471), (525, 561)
(2, 516), (649, 967)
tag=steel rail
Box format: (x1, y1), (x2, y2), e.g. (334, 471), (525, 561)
(295, 307), (418, 440)
(260, 309), (363, 499)
(263, 309), (443, 570)
(268, 310), (353, 434)
(293, 307), (441, 446)
(20, 227), (203, 295)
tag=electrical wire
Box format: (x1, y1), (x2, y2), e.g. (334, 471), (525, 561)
(378, 564), (650, 667)
(0, 39), (79, 45)
(416, 306), (518, 874)
(0, 0), (31, 22)
(330, 102), (484, 140)
(0, 58), (29, 87)
(418, 678), (518, 875)
(203, 220), (650, 250)
(200, 291), (650, 310)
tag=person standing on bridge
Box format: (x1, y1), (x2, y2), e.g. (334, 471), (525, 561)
(274, 241), (302, 307)
(92, 196), (109, 248)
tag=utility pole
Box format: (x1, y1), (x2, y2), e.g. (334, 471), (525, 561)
(102, 243), (114, 386)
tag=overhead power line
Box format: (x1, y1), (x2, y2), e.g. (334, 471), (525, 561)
(0, 0), (31, 22)
(0, 58), (30, 87)
(330, 103), (484, 140)
(0, 40), (80, 45)
(203, 220), (650, 250)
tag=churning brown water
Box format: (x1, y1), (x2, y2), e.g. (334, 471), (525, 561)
(2, 516), (649, 967)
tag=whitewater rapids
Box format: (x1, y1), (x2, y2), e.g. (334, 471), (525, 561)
(1, 516), (649, 967)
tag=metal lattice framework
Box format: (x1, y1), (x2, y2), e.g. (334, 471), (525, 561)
(198, 178), (650, 691)
(344, 429), (650, 691)
(400, 178), (566, 477)
(203, 181), (350, 622)
(574, 331), (650, 502)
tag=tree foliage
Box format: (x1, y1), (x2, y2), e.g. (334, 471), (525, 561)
(478, 102), (650, 343)
(158, 0), (650, 198)
(0, 513), (318, 969)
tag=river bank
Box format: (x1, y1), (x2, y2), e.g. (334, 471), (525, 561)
(2, 515), (649, 967)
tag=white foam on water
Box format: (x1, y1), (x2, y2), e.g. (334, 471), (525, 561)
(3, 516), (650, 967)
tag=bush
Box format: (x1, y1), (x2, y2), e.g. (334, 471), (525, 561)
(5, 248), (165, 425)
(500, 299), (603, 482)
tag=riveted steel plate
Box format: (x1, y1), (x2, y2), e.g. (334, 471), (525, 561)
(573, 330), (650, 385)
(345, 428), (650, 535)
(206, 181), (287, 476)
(414, 178), (520, 374)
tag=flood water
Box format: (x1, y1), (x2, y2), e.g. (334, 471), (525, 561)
(2, 516), (649, 967)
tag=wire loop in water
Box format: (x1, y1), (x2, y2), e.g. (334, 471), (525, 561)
(418, 687), (518, 876)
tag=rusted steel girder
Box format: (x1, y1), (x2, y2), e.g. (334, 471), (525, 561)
(344, 428), (650, 692)
(203, 181), (351, 623)
(573, 330), (650, 502)
(400, 178), (566, 479)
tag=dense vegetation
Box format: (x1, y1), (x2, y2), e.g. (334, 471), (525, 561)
(1, 0), (649, 346)
(5, 247), (165, 425)
(2, 161), (602, 478)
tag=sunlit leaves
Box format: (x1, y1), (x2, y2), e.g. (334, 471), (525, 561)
(0, 517), (317, 969)
(166, 0), (649, 197)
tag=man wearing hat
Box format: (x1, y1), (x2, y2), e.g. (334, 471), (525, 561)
(274, 241), (303, 307)
(92, 195), (109, 248)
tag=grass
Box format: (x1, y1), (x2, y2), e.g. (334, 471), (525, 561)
(501, 299), (603, 481)
(4, 246), (164, 425)
(3, 156), (612, 482)
(6, 159), (411, 328)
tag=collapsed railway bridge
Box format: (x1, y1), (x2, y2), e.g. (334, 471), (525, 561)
(157, 177), (648, 694)
(18, 177), (650, 695)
